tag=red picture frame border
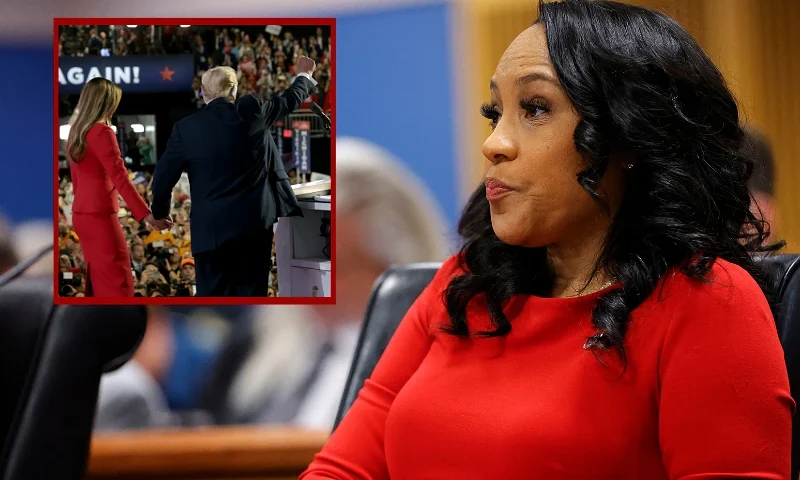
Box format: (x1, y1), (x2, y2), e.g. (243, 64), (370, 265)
(53, 17), (336, 306)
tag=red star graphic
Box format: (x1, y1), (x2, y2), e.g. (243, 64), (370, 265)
(160, 66), (175, 81)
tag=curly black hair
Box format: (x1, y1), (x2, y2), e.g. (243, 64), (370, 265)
(444, 0), (782, 362)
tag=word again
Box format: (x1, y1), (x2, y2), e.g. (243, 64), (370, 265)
(58, 66), (141, 86)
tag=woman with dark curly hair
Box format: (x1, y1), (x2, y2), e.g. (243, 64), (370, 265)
(301, 1), (794, 478)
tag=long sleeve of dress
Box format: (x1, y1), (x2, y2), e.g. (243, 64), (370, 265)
(658, 264), (795, 479)
(299, 257), (460, 480)
(87, 124), (150, 221)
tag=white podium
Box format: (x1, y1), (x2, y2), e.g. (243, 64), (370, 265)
(275, 199), (332, 297)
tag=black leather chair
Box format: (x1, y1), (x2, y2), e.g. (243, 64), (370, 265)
(334, 255), (800, 476)
(0, 279), (147, 480)
(760, 254), (800, 479)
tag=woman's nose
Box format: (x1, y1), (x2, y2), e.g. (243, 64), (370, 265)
(482, 123), (518, 165)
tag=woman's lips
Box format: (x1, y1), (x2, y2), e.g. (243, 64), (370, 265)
(484, 178), (514, 201)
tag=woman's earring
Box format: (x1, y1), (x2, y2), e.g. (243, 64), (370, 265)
(625, 162), (634, 170)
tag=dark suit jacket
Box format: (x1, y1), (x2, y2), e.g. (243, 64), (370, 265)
(151, 76), (315, 255)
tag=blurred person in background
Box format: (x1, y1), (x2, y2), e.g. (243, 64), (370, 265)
(315, 27), (324, 49)
(180, 257), (196, 282)
(95, 306), (175, 431)
(130, 242), (146, 274)
(743, 128), (779, 240)
(12, 220), (54, 279)
(138, 135), (154, 166)
(192, 76), (204, 109)
(156, 305), (249, 420)
(199, 137), (450, 430)
(58, 252), (73, 273)
(66, 77), (170, 297)
(302, 1), (791, 478)
(87, 28), (102, 55)
(150, 58), (316, 297)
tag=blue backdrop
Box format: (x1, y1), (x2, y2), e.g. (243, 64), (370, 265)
(336, 3), (457, 226)
(0, 2), (457, 228)
(58, 54), (195, 94)
(0, 46), (52, 223)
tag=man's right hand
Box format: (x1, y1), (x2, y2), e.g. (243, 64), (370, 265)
(296, 56), (315, 76)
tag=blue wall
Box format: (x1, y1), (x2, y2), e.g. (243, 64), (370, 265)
(0, 47), (54, 223)
(0, 2), (458, 226)
(337, 3), (457, 225)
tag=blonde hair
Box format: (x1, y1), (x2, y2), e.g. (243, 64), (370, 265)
(201, 66), (238, 101)
(336, 137), (452, 266)
(67, 77), (122, 163)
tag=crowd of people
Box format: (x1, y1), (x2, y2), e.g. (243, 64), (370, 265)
(57, 25), (332, 112)
(58, 172), (192, 297)
(58, 25), (138, 57)
(192, 27), (332, 111)
(57, 170), (280, 298)
(57, 171), (287, 298)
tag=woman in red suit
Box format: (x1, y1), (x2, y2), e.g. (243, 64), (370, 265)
(301, 1), (793, 479)
(66, 77), (169, 297)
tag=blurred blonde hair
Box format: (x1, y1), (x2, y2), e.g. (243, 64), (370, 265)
(67, 77), (122, 163)
(201, 66), (237, 100)
(336, 137), (452, 266)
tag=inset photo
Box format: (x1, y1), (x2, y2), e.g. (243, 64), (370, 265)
(54, 19), (334, 304)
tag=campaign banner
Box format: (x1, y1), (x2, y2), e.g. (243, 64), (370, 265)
(58, 55), (195, 94)
(292, 129), (311, 174)
(276, 126), (284, 158)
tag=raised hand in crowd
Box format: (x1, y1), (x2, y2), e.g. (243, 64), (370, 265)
(141, 268), (167, 286)
(165, 260), (181, 282)
(139, 269), (156, 285)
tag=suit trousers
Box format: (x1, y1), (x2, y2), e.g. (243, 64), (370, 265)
(193, 228), (274, 297)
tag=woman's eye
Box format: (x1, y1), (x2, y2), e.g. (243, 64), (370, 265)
(480, 104), (500, 129)
(521, 100), (549, 120)
(526, 106), (546, 117)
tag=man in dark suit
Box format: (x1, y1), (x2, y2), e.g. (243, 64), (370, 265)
(150, 57), (317, 296)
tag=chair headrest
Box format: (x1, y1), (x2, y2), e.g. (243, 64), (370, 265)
(755, 254), (800, 343)
(0, 278), (147, 479)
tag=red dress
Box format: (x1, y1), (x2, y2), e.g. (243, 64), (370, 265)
(69, 123), (150, 297)
(301, 255), (794, 479)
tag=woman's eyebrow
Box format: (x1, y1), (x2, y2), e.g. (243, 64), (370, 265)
(489, 71), (559, 92)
